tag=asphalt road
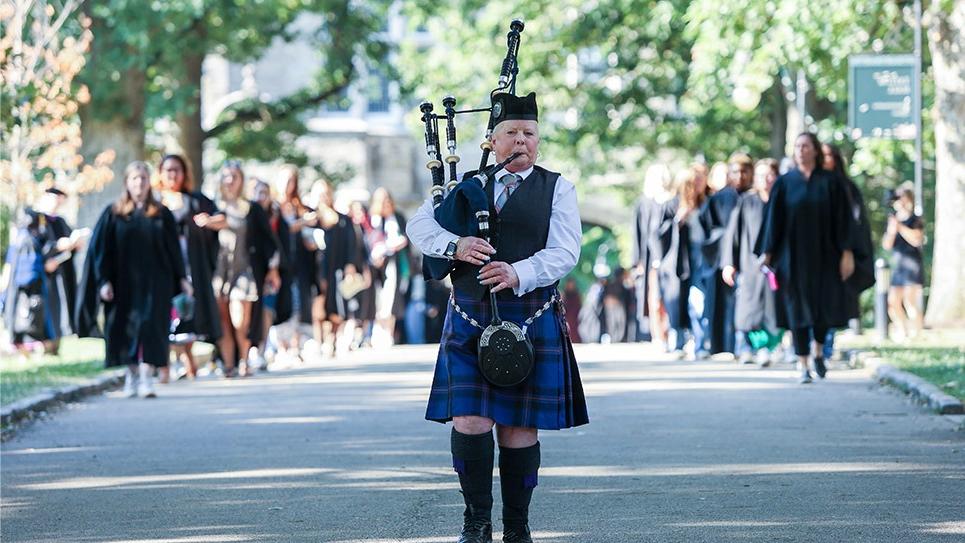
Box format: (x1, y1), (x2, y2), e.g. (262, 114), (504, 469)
(2, 343), (963, 542)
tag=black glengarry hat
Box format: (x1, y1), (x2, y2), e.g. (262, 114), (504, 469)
(492, 92), (538, 125)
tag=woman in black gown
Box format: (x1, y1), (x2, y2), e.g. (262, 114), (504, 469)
(756, 133), (855, 383)
(156, 154), (221, 380)
(250, 179), (293, 368)
(308, 179), (355, 357)
(76, 161), (193, 398)
(722, 158), (783, 366)
(819, 143), (875, 358)
(274, 166), (317, 362)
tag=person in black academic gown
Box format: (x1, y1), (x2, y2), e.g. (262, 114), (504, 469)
(755, 133), (855, 383)
(345, 200), (377, 348)
(653, 183), (697, 354)
(156, 154), (222, 380)
(699, 153), (754, 356)
(819, 143), (875, 357)
(76, 161), (194, 398)
(36, 188), (87, 354)
(274, 166), (318, 362)
(306, 179), (356, 357)
(631, 192), (660, 342)
(722, 158), (784, 366)
(250, 179), (293, 368)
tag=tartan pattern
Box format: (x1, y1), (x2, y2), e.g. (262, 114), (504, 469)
(426, 286), (589, 430)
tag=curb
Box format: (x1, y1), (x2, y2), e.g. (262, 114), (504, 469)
(1, 370), (125, 429)
(874, 363), (964, 415)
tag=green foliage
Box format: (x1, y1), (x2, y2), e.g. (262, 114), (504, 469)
(401, 1), (939, 313)
(566, 224), (623, 294)
(80, 0), (392, 168)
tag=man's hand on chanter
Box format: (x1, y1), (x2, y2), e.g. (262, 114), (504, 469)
(478, 261), (519, 293)
(455, 236), (496, 265)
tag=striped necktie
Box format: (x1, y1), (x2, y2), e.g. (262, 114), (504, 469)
(495, 173), (519, 213)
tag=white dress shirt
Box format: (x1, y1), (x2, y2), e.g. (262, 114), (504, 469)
(406, 165), (582, 296)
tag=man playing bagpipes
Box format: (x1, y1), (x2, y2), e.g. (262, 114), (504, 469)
(407, 49), (589, 542)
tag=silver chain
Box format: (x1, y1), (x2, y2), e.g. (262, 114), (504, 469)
(449, 293), (558, 335)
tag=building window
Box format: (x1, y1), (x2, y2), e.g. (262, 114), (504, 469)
(367, 71), (391, 113)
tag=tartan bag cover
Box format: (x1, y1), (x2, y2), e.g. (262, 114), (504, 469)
(425, 285), (589, 430)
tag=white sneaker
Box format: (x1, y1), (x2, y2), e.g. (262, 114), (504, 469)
(247, 346), (265, 371)
(738, 351), (754, 365)
(755, 349), (771, 367)
(122, 367), (138, 398)
(797, 362), (813, 384)
(138, 364), (157, 398)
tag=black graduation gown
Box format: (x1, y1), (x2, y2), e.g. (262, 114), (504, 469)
(168, 191), (222, 341)
(317, 212), (356, 318)
(631, 196), (661, 332)
(43, 214), (78, 337)
(266, 204), (294, 324)
(76, 205), (186, 367)
(720, 191), (775, 332)
(699, 186), (742, 353)
(246, 202), (284, 345)
(654, 197), (691, 330)
(840, 176), (875, 319)
(348, 221), (376, 321)
(754, 168), (854, 330)
(283, 206), (319, 324)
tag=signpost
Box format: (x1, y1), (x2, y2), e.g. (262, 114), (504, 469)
(848, 54), (916, 140)
(848, 0), (923, 215)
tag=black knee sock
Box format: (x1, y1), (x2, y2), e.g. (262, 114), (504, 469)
(499, 442), (541, 529)
(451, 428), (495, 523)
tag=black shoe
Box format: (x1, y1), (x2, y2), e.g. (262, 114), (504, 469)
(458, 517), (492, 543)
(502, 524), (532, 543)
(814, 357), (827, 379)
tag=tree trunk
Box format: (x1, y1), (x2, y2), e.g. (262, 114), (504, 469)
(923, 2), (965, 327)
(176, 52), (206, 192)
(77, 67), (146, 231)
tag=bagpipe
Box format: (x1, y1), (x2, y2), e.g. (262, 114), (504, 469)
(419, 20), (539, 388)
(420, 18), (525, 282)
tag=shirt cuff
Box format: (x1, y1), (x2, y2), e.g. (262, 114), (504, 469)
(511, 259), (537, 296)
(432, 233), (460, 258)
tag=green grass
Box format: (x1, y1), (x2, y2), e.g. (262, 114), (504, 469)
(877, 346), (965, 402)
(838, 330), (965, 402)
(1, 338), (111, 407)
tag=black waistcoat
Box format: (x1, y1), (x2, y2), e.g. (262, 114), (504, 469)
(451, 165), (560, 301)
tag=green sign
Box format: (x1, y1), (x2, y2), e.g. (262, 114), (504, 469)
(848, 54), (916, 140)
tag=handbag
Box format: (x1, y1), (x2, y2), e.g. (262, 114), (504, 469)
(337, 272), (369, 300)
(14, 281), (47, 339)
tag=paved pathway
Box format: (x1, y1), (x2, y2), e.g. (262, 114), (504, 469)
(2, 344), (963, 542)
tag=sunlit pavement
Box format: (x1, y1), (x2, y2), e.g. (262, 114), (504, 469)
(2, 343), (963, 542)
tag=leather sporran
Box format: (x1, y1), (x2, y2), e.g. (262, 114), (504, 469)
(478, 319), (534, 387)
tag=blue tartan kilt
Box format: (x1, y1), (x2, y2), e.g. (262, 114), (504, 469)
(425, 286), (589, 430)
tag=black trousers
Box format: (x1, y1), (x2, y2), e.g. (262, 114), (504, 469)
(791, 325), (831, 356)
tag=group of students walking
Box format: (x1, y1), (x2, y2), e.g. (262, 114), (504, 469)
(2, 155), (415, 398)
(631, 132), (925, 383)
